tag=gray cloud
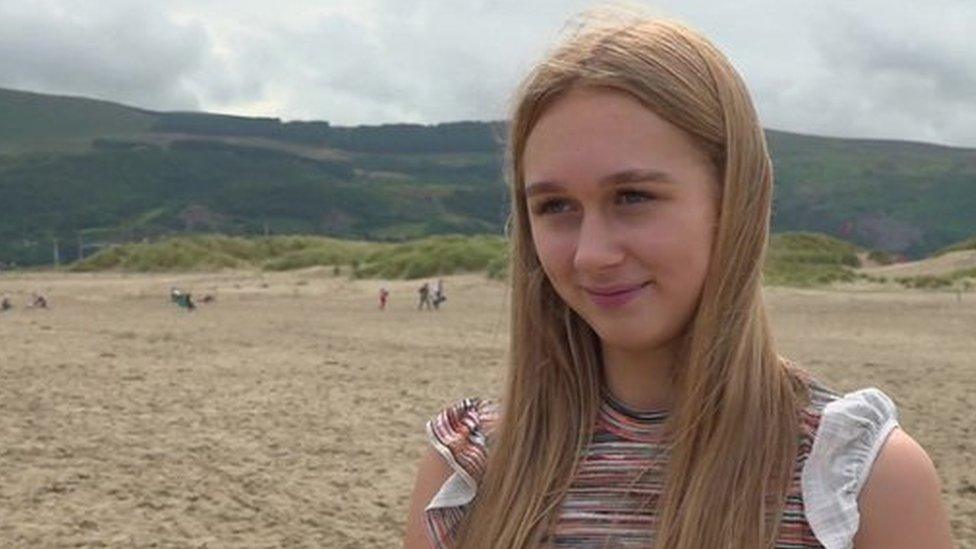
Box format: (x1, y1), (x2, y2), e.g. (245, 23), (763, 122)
(0, 0), (215, 110)
(1, 0), (974, 147)
(734, 1), (976, 146)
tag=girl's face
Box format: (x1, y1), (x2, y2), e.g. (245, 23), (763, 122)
(523, 86), (720, 356)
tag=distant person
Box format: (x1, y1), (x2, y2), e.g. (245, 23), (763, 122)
(28, 293), (47, 309)
(178, 293), (196, 311)
(432, 278), (446, 310)
(170, 288), (195, 311)
(403, 13), (955, 549)
(379, 287), (390, 310)
(417, 282), (432, 310)
(1, 296), (11, 312)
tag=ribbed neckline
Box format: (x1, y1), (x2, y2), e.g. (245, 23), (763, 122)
(600, 388), (670, 424)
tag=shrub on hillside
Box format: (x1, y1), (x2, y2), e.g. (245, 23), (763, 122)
(768, 232), (861, 267)
(486, 254), (509, 280)
(72, 238), (246, 272)
(895, 275), (952, 289)
(762, 232), (861, 287)
(867, 249), (896, 265)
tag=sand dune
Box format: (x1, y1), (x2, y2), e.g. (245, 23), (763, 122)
(0, 271), (972, 547)
(861, 249), (976, 278)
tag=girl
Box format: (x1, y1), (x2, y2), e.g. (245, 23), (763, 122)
(403, 14), (955, 549)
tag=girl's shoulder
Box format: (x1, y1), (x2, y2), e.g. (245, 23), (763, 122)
(800, 378), (900, 549)
(424, 398), (500, 506)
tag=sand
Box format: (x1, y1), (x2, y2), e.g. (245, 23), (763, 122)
(0, 270), (972, 547)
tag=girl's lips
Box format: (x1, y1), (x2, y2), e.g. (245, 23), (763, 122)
(584, 281), (651, 308)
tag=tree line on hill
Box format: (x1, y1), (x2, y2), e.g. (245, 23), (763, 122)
(151, 112), (505, 153)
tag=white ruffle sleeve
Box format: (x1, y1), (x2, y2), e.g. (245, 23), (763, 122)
(801, 388), (899, 549)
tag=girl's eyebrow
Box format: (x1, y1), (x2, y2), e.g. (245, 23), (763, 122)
(525, 168), (676, 197)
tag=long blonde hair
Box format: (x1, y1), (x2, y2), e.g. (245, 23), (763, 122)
(456, 14), (807, 549)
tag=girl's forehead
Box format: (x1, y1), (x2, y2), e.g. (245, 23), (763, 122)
(522, 90), (711, 190)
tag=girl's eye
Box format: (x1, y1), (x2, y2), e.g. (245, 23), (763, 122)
(530, 190), (654, 216)
(617, 190), (654, 205)
(533, 198), (572, 215)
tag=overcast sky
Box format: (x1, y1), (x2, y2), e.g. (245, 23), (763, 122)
(1, 0), (974, 147)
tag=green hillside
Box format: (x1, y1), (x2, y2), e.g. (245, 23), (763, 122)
(767, 130), (976, 258)
(0, 88), (154, 154)
(0, 87), (973, 267)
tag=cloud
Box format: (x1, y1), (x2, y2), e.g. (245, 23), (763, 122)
(741, 1), (976, 146)
(0, 0), (216, 110)
(0, 0), (974, 147)
(177, 0), (593, 124)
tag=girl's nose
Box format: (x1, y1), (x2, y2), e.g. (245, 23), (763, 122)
(573, 214), (625, 273)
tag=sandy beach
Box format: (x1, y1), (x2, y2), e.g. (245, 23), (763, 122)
(0, 270), (972, 547)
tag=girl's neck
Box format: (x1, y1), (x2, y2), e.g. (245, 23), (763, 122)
(601, 342), (677, 413)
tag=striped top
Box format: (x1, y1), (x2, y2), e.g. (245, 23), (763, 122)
(423, 381), (899, 548)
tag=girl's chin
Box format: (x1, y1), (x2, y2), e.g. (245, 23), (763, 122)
(593, 330), (670, 354)
(586, 313), (682, 345)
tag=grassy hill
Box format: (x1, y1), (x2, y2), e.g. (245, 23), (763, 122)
(767, 130), (976, 258)
(1, 87), (974, 267)
(0, 88), (154, 154)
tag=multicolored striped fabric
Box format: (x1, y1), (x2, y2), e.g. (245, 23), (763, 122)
(424, 382), (838, 548)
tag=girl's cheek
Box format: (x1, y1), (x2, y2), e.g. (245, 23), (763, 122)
(554, 234), (582, 267)
(532, 236), (560, 273)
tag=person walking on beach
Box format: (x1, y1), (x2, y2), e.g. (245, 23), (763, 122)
(432, 278), (446, 310)
(417, 282), (432, 310)
(379, 287), (390, 310)
(404, 12), (955, 549)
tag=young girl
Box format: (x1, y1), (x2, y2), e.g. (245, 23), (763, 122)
(403, 14), (955, 549)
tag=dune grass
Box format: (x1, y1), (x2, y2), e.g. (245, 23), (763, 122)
(71, 237), (249, 272)
(70, 234), (506, 279)
(763, 232), (861, 287)
(71, 235), (384, 273)
(75, 231), (954, 290)
(894, 267), (976, 290)
(352, 234), (506, 279)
